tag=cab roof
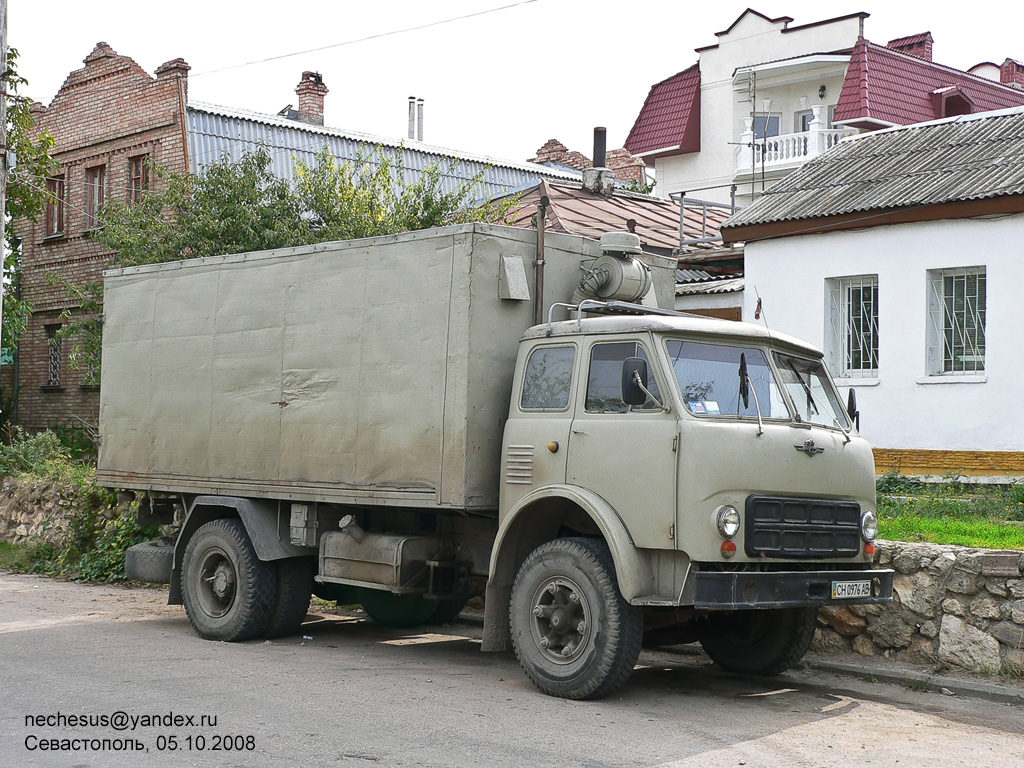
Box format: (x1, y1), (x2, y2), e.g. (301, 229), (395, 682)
(522, 313), (822, 357)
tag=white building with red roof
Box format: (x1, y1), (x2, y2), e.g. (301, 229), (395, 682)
(625, 9), (1024, 208)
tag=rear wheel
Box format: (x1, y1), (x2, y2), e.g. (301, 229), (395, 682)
(181, 519), (277, 642)
(509, 538), (642, 700)
(264, 557), (314, 638)
(698, 607), (817, 675)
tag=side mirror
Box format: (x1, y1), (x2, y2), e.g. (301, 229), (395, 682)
(847, 388), (860, 430)
(738, 353), (749, 409)
(621, 357), (648, 406)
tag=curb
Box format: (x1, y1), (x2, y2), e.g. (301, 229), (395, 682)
(452, 614), (1024, 705)
(801, 658), (1024, 706)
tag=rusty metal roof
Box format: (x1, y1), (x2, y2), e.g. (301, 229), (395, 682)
(497, 179), (732, 255)
(722, 106), (1024, 231)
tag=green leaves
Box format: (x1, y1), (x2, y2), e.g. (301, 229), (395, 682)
(53, 144), (520, 378)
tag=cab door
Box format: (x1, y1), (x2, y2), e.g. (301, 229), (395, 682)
(566, 337), (679, 550)
(500, 342), (579, 517)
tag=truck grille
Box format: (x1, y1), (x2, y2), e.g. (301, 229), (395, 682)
(745, 495), (861, 559)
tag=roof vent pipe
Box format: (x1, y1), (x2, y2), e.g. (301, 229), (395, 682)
(408, 96), (416, 139)
(417, 98), (424, 141)
(593, 127), (607, 168)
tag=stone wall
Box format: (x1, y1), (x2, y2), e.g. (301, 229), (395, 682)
(0, 478), (85, 546)
(815, 540), (1024, 674)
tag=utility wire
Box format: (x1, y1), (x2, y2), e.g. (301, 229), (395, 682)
(192, 0), (539, 78)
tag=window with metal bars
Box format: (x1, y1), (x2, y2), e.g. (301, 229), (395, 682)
(826, 275), (878, 378)
(45, 326), (62, 387)
(927, 267), (986, 374)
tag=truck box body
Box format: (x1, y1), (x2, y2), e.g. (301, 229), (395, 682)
(97, 224), (673, 511)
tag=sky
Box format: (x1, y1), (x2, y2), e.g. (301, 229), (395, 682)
(9, 0), (1024, 164)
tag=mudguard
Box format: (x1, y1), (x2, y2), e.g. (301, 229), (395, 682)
(481, 484), (655, 651)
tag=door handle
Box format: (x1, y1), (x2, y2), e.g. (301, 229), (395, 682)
(572, 428), (587, 435)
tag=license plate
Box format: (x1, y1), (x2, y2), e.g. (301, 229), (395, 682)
(832, 580), (872, 599)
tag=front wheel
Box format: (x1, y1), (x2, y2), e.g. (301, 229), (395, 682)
(181, 519), (278, 642)
(509, 538), (642, 700)
(698, 607), (817, 675)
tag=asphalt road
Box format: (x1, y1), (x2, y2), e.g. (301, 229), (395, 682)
(1, 573), (1021, 768)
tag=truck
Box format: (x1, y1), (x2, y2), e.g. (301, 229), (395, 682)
(99, 223), (894, 700)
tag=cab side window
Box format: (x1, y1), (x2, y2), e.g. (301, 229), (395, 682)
(585, 341), (661, 413)
(521, 346), (576, 411)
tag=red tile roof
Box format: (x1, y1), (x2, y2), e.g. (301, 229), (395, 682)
(834, 39), (1024, 128)
(624, 64), (701, 159)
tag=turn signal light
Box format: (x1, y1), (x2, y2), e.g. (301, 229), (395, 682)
(864, 543), (876, 557)
(721, 540), (737, 558)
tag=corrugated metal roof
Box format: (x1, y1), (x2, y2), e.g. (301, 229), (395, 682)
(833, 40), (1024, 127)
(186, 102), (579, 199)
(624, 64), (701, 157)
(497, 179), (732, 254)
(675, 277), (744, 296)
(723, 107), (1024, 229)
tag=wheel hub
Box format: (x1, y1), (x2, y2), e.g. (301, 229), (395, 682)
(530, 576), (592, 664)
(210, 562), (235, 599)
(196, 548), (237, 619)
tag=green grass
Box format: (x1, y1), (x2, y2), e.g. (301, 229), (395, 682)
(879, 513), (1024, 549)
(877, 472), (1024, 549)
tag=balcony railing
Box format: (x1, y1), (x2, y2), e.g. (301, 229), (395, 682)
(736, 105), (856, 175)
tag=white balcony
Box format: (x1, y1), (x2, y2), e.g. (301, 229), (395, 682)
(735, 105), (856, 175)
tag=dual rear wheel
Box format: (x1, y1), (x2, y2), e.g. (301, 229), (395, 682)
(181, 519), (312, 642)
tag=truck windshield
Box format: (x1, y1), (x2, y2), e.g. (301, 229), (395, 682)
(665, 340), (788, 419)
(774, 352), (850, 430)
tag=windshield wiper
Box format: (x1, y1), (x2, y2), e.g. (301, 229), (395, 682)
(739, 354), (764, 437)
(785, 359), (851, 443)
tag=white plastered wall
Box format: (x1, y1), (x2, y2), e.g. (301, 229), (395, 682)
(742, 213), (1024, 452)
(654, 12), (863, 205)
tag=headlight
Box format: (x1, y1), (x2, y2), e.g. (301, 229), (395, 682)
(714, 505), (740, 539)
(860, 510), (879, 542)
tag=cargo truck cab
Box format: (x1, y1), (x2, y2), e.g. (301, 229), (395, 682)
(486, 309), (893, 698)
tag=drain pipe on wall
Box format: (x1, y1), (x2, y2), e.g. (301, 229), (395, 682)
(534, 195), (549, 326)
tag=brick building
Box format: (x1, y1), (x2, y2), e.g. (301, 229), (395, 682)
(14, 43), (190, 431)
(12, 44), (578, 432)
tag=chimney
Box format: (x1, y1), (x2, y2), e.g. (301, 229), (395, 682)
(408, 96), (416, 139)
(582, 127), (615, 195)
(887, 33), (933, 61)
(155, 57), (191, 99)
(417, 98), (424, 142)
(1000, 58), (1024, 88)
(295, 71), (329, 125)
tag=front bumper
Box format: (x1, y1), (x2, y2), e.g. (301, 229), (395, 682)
(693, 568), (895, 610)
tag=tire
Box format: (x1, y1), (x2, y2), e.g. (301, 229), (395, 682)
(359, 591), (436, 628)
(125, 539), (173, 583)
(263, 557), (314, 639)
(509, 538), (643, 700)
(427, 598), (466, 625)
(698, 607), (818, 676)
(181, 519), (278, 642)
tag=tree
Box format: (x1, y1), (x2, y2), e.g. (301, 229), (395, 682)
(3, 48), (58, 354)
(52, 144), (518, 377)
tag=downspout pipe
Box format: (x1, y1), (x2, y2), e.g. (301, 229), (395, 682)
(534, 195), (549, 326)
